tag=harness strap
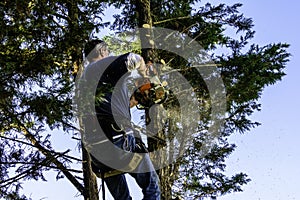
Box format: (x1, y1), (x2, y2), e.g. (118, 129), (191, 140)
(101, 172), (105, 200)
(89, 129), (134, 147)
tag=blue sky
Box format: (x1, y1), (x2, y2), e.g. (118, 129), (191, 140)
(20, 0), (300, 199)
(217, 0), (300, 199)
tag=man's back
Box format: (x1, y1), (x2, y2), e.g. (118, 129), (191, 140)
(84, 54), (132, 124)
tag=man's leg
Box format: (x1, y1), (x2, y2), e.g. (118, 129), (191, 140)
(130, 171), (160, 200)
(104, 174), (132, 200)
(129, 153), (160, 200)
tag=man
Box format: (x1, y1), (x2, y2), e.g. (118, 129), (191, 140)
(81, 52), (161, 200)
(84, 39), (110, 64)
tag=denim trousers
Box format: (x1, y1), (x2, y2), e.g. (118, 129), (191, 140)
(96, 123), (161, 200)
(104, 168), (161, 200)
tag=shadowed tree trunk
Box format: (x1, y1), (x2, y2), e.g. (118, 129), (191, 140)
(82, 145), (99, 200)
(135, 0), (175, 199)
(67, 1), (99, 199)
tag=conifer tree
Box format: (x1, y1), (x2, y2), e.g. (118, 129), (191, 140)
(0, 1), (106, 199)
(0, 1), (290, 199)
(104, 0), (290, 199)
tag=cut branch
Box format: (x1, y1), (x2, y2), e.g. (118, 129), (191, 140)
(154, 16), (191, 25)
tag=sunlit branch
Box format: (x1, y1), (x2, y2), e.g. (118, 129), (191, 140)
(154, 16), (191, 25)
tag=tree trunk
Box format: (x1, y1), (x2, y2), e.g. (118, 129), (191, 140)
(82, 145), (99, 200)
(75, 58), (99, 200)
(135, 1), (174, 199)
(135, 1), (182, 199)
(136, 0), (155, 62)
(67, 1), (100, 199)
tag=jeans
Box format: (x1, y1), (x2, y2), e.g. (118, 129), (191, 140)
(104, 169), (161, 200)
(93, 122), (161, 200)
(105, 135), (160, 200)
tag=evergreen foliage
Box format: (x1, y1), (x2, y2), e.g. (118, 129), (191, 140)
(102, 1), (289, 199)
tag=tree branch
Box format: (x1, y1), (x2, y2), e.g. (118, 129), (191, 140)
(13, 121), (85, 195)
(153, 16), (191, 25)
(0, 157), (50, 187)
(0, 160), (83, 174)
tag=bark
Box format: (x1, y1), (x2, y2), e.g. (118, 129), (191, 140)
(67, 1), (100, 198)
(82, 145), (100, 200)
(136, 0), (156, 62)
(135, 1), (173, 199)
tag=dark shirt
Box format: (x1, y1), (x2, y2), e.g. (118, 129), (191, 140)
(83, 53), (132, 127)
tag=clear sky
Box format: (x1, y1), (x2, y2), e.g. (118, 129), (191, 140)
(19, 0), (300, 200)
(216, 0), (300, 199)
